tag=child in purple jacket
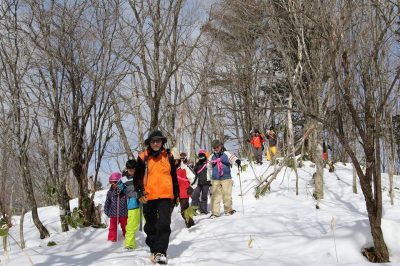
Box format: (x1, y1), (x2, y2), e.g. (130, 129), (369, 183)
(104, 172), (128, 242)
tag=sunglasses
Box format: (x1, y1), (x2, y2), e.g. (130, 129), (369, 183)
(150, 139), (162, 144)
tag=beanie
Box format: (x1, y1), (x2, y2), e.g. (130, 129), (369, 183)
(198, 149), (206, 155)
(109, 172), (122, 182)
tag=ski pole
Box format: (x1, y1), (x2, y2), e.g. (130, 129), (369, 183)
(237, 166), (245, 215)
(116, 192), (119, 242)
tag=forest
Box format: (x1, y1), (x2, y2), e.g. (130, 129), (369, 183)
(0, 0), (399, 263)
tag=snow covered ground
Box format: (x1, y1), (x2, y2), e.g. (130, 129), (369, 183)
(1, 160), (399, 265)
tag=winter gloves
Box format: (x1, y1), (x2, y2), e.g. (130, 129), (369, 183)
(235, 159), (241, 167)
(137, 189), (148, 204)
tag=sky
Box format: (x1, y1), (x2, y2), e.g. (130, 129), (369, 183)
(1, 158), (399, 265)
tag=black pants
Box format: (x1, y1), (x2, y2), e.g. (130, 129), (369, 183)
(143, 199), (172, 255)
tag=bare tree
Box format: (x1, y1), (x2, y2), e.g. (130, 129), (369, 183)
(267, 0), (399, 261)
(124, 0), (202, 130)
(0, 0), (49, 238)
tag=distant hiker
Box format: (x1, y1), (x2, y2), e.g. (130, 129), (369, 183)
(104, 172), (128, 242)
(266, 126), (278, 161)
(249, 129), (264, 164)
(209, 139), (241, 218)
(322, 141), (332, 161)
(118, 159), (140, 249)
(191, 149), (211, 215)
(171, 148), (197, 228)
(134, 130), (179, 265)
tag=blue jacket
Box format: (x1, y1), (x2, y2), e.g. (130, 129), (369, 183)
(210, 152), (232, 180)
(118, 176), (139, 210)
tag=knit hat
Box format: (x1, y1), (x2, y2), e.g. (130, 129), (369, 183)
(125, 159), (136, 169)
(109, 172), (122, 182)
(198, 149), (206, 155)
(144, 130), (167, 146)
(211, 139), (223, 148)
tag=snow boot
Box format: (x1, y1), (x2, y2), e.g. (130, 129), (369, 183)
(225, 210), (236, 216)
(152, 253), (168, 264)
(186, 218), (195, 228)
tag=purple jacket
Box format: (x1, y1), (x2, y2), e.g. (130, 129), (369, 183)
(104, 188), (128, 218)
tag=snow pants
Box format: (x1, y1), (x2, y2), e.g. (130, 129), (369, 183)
(143, 199), (172, 255)
(124, 208), (140, 248)
(191, 183), (210, 214)
(253, 146), (263, 164)
(108, 216), (127, 241)
(266, 146), (277, 161)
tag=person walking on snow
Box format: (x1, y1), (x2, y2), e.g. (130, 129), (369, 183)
(249, 129), (264, 164)
(134, 130), (179, 265)
(191, 149), (211, 214)
(104, 172), (128, 242)
(118, 159), (140, 249)
(266, 126), (278, 161)
(208, 139), (241, 218)
(171, 148), (197, 228)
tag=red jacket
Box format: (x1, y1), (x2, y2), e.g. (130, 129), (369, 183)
(176, 162), (196, 199)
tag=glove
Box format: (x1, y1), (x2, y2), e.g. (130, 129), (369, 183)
(186, 186), (194, 195)
(173, 195), (180, 207)
(235, 159), (241, 167)
(137, 189), (148, 204)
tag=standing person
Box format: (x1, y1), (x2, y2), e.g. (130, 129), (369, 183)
(208, 139), (241, 218)
(118, 159), (140, 250)
(266, 126), (278, 161)
(249, 129), (264, 165)
(171, 148), (197, 228)
(191, 149), (211, 215)
(134, 130), (179, 265)
(104, 172), (128, 242)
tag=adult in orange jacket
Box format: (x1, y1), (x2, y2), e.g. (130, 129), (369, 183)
(249, 129), (264, 164)
(134, 130), (178, 265)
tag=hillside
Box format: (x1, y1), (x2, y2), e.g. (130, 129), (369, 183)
(1, 160), (399, 266)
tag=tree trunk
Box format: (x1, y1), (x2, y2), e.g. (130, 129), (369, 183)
(352, 139), (358, 194)
(58, 178), (70, 232)
(20, 154), (50, 239)
(19, 207), (27, 249)
(287, 93), (299, 195)
(312, 122), (324, 201)
(111, 92), (134, 158)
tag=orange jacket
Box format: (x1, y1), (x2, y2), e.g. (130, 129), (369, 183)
(134, 149), (178, 201)
(250, 135), (264, 148)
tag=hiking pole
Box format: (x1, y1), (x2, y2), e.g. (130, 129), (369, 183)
(237, 166), (245, 215)
(116, 192), (120, 242)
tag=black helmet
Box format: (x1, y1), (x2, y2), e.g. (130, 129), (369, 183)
(144, 130), (167, 146)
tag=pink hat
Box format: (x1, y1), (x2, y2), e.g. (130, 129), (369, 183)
(109, 172), (122, 182)
(198, 149), (206, 154)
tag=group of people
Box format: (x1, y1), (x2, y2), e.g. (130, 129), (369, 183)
(103, 130), (241, 264)
(248, 127), (278, 164)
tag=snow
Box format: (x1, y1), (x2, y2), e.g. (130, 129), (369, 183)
(1, 160), (399, 265)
